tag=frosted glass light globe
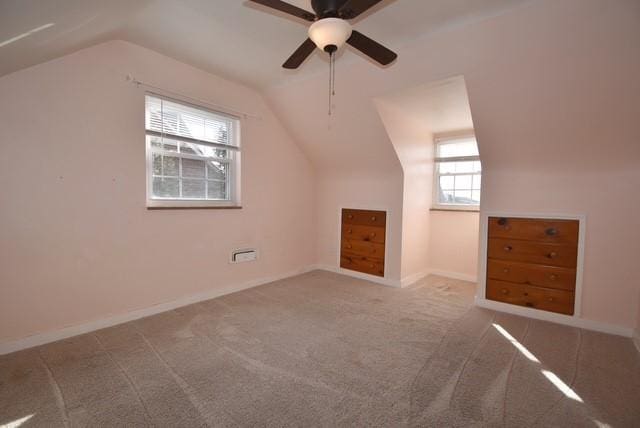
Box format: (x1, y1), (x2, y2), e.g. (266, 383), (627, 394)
(308, 18), (352, 51)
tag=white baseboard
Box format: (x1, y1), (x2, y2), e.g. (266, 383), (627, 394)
(313, 265), (476, 289)
(5, 266), (635, 356)
(400, 270), (431, 288)
(312, 264), (402, 288)
(315, 265), (474, 288)
(0, 265), (317, 356)
(475, 297), (634, 338)
(428, 269), (477, 283)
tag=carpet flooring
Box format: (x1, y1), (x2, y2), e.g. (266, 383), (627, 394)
(1, 270), (639, 427)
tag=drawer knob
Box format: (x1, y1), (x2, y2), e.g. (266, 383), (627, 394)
(503, 268), (510, 273)
(501, 288), (509, 295)
(348, 214), (353, 219)
(549, 274), (557, 280)
(504, 245), (513, 252)
(370, 233), (376, 237)
(348, 229), (352, 234)
(371, 216), (377, 221)
(498, 217), (508, 226)
(547, 297), (554, 302)
(545, 228), (558, 236)
(548, 251), (558, 259)
(369, 263), (374, 268)
(347, 245), (352, 249)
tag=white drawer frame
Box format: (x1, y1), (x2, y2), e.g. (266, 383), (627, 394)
(334, 205), (393, 286)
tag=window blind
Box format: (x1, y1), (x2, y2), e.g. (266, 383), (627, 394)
(145, 95), (239, 151)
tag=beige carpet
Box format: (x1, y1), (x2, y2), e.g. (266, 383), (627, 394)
(1, 270), (639, 427)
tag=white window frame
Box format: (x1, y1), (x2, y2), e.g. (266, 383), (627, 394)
(145, 93), (242, 209)
(432, 135), (481, 211)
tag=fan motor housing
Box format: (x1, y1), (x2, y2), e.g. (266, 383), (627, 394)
(311, 0), (349, 18)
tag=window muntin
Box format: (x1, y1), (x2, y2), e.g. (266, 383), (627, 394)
(434, 136), (481, 208)
(145, 95), (240, 207)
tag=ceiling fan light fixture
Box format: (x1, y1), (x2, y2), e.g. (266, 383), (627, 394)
(308, 18), (352, 52)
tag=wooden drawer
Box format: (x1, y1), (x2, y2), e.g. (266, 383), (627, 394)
(341, 239), (385, 259)
(487, 259), (576, 291)
(342, 209), (386, 227)
(486, 280), (575, 315)
(340, 253), (384, 277)
(488, 217), (578, 244)
(488, 238), (577, 268)
(486, 280), (527, 306)
(341, 224), (385, 244)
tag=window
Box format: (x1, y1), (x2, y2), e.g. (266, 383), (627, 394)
(433, 136), (481, 210)
(145, 94), (241, 208)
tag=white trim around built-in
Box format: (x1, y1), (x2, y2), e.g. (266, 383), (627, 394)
(0, 265), (317, 356)
(477, 211), (587, 318)
(475, 297), (634, 338)
(314, 264), (402, 288)
(474, 211), (638, 339)
(335, 204), (392, 283)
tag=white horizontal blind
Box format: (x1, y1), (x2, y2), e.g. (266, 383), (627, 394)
(145, 95), (239, 149)
(435, 137), (481, 206)
(145, 94), (240, 202)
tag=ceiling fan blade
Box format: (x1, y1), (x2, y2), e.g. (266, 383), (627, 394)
(338, 0), (383, 19)
(249, 0), (316, 22)
(283, 38), (317, 69)
(347, 31), (397, 65)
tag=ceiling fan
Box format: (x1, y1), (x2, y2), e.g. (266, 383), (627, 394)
(249, 0), (398, 69)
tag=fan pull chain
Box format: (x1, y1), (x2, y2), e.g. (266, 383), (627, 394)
(332, 51), (336, 96)
(328, 51), (334, 116)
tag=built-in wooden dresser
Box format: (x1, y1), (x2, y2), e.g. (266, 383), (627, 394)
(340, 209), (386, 277)
(486, 216), (579, 315)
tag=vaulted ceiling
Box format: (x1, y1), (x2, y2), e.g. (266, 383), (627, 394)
(0, 0), (532, 88)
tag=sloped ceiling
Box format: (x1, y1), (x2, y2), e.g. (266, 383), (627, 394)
(265, 0), (640, 173)
(0, 0), (532, 88)
(376, 76), (474, 137)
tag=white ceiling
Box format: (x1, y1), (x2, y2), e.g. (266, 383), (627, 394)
(0, 0), (531, 88)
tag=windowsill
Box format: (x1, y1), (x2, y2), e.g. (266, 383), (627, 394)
(430, 207), (480, 213)
(147, 205), (242, 210)
(146, 199), (242, 209)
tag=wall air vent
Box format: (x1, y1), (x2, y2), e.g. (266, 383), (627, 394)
(231, 249), (258, 263)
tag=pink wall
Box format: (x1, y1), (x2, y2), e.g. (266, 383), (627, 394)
(373, 97), (480, 282)
(0, 41), (316, 344)
(374, 99), (433, 282)
(315, 171), (403, 281)
(428, 211), (480, 280)
(482, 169), (640, 328)
(267, 0), (640, 329)
(2, 0), (639, 347)
(375, 77), (480, 283)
